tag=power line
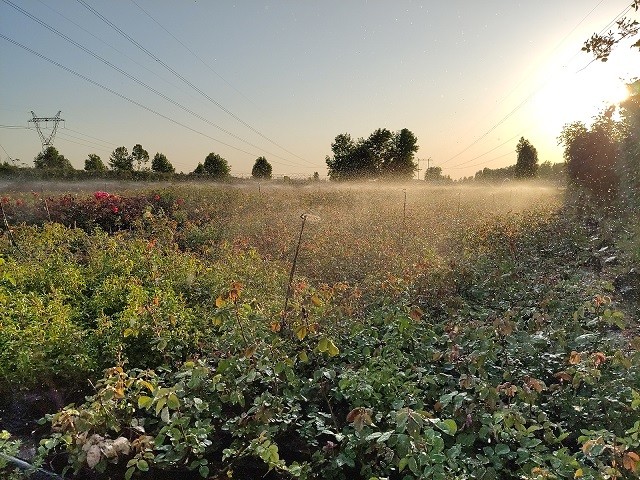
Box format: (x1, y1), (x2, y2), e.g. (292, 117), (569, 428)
(439, 0), (622, 170)
(33, 0), (202, 102)
(1, 0), (308, 169)
(0, 33), (277, 162)
(129, 0), (261, 110)
(76, 0), (315, 167)
(446, 130), (528, 169)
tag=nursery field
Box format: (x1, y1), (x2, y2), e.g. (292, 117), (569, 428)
(0, 182), (639, 480)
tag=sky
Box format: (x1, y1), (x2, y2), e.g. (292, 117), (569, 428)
(0, 1), (638, 179)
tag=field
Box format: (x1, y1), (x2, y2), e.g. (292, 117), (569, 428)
(0, 181), (639, 479)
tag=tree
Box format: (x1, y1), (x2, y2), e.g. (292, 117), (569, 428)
(84, 153), (106, 172)
(109, 146), (132, 172)
(325, 128), (419, 181)
(34, 146), (73, 169)
(515, 137), (539, 178)
(192, 163), (205, 175)
(131, 144), (149, 171)
(385, 128), (419, 179)
(251, 156), (272, 179)
(313, 172), (320, 181)
(151, 152), (175, 173)
(583, 1), (640, 62)
(558, 114), (620, 200)
(203, 152), (230, 178)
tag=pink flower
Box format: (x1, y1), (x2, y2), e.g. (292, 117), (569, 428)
(111, 206), (119, 214)
(94, 191), (110, 200)
(154, 194), (161, 201)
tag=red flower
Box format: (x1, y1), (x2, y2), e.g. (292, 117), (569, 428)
(94, 191), (110, 200)
(111, 206), (119, 214)
(154, 194), (161, 201)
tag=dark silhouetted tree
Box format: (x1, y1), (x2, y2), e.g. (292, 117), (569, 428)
(251, 156), (272, 179)
(151, 152), (175, 173)
(84, 153), (106, 172)
(131, 144), (149, 171)
(203, 152), (230, 178)
(326, 128), (419, 181)
(192, 163), (205, 175)
(386, 128), (419, 179)
(34, 146), (73, 169)
(515, 137), (539, 178)
(109, 146), (132, 171)
(558, 114), (620, 200)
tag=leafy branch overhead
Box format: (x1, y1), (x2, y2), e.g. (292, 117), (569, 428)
(583, 1), (640, 61)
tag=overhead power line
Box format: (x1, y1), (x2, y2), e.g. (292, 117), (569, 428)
(440, 0), (621, 172)
(0, 33), (285, 163)
(129, 0), (261, 110)
(1, 0), (308, 169)
(76, 0), (315, 167)
(34, 0), (201, 102)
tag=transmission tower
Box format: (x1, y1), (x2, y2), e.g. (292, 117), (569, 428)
(28, 111), (64, 151)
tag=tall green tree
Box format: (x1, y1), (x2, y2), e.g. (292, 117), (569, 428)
(84, 153), (106, 172)
(515, 137), (539, 178)
(385, 128), (419, 179)
(558, 113), (620, 200)
(109, 146), (132, 172)
(326, 128), (419, 181)
(34, 146), (73, 169)
(203, 152), (230, 178)
(131, 144), (149, 171)
(151, 152), (175, 173)
(251, 156), (272, 179)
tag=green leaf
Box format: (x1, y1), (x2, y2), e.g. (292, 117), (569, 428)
(495, 443), (510, 455)
(437, 419), (457, 436)
(199, 465), (209, 478)
(137, 459), (149, 472)
(155, 397), (167, 416)
(138, 395), (153, 409)
(160, 406), (170, 423)
(327, 339), (339, 357)
(167, 393), (180, 410)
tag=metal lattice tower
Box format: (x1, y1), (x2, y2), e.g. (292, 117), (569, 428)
(28, 111), (64, 151)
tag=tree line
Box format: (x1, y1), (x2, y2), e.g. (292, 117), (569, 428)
(10, 144), (282, 181)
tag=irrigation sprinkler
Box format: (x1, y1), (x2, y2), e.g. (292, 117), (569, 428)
(281, 213), (319, 332)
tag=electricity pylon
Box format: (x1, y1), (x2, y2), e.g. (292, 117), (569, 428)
(28, 111), (64, 151)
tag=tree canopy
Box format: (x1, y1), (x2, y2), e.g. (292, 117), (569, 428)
(515, 137), (539, 178)
(583, 1), (640, 62)
(558, 112), (620, 200)
(109, 146), (133, 172)
(131, 144), (150, 171)
(201, 152), (230, 178)
(34, 146), (73, 170)
(325, 128), (419, 181)
(151, 152), (175, 174)
(251, 156), (272, 179)
(84, 153), (106, 172)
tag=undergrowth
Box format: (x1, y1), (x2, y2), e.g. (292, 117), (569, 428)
(0, 184), (638, 479)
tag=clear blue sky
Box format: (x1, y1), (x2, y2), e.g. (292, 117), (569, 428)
(0, 1), (637, 178)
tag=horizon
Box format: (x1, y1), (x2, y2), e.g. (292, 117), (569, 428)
(1, 1), (637, 179)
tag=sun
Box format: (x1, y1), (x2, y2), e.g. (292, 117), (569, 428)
(533, 66), (631, 138)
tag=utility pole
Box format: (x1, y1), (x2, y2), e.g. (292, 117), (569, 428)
(28, 111), (64, 152)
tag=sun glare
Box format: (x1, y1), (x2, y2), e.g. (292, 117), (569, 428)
(533, 67), (630, 137)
